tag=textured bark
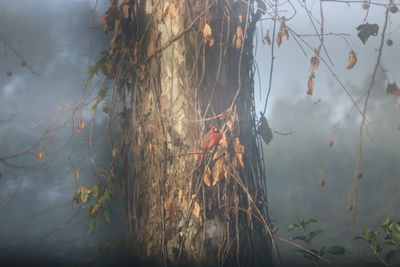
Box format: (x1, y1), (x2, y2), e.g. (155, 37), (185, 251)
(106, 0), (273, 266)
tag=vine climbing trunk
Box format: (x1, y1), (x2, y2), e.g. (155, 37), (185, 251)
(100, 0), (273, 266)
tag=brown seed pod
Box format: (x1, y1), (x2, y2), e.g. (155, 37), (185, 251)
(362, 3), (369, 10)
(390, 5), (398, 13)
(318, 179), (325, 187)
(346, 50), (358, 69)
(386, 39), (393, 46)
(20, 60), (26, 66)
(326, 139), (334, 147)
(356, 172), (362, 179)
(346, 205), (353, 211)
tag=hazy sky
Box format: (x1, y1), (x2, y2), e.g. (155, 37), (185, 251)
(0, 1), (399, 266)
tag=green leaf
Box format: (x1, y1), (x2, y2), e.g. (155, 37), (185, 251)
(88, 217), (100, 234)
(288, 224), (299, 231)
(104, 208), (111, 224)
(102, 106), (110, 113)
(326, 245), (345, 255)
(309, 229), (322, 240)
(89, 185), (99, 198)
(364, 230), (379, 242)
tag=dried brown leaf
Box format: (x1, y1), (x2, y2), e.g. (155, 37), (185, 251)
(258, 115), (273, 145)
(122, 4), (130, 19)
(77, 117), (85, 133)
(346, 50), (358, 69)
(233, 26), (244, 50)
(307, 75), (315, 95)
(203, 167), (212, 187)
(275, 32), (282, 47)
(74, 170), (80, 179)
(264, 29), (271, 45)
(386, 82), (400, 98)
(212, 157), (225, 186)
(311, 56), (320, 71)
(192, 200), (201, 218)
(168, 3), (178, 18)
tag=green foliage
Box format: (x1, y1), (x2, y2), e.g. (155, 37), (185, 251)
(288, 218), (345, 264)
(356, 218), (400, 266)
(71, 183), (116, 234)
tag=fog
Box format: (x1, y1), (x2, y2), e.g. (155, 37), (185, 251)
(1, 1), (399, 266)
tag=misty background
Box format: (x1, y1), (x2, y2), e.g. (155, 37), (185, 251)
(0, 0), (399, 266)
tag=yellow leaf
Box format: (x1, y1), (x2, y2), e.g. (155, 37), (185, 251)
(112, 148), (118, 158)
(192, 200), (201, 218)
(346, 50), (357, 69)
(203, 23), (212, 39)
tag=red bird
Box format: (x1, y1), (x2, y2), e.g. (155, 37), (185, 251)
(202, 125), (222, 152)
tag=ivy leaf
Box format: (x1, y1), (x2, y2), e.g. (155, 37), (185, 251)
(288, 223), (299, 231)
(326, 245), (346, 255)
(356, 23), (379, 44)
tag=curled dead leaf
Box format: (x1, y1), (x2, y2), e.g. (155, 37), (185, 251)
(233, 26), (244, 50)
(203, 167), (212, 187)
(192, 200), (201, 218)
(307, 74), (315, 95)
(211, 157), (225, 186)
(346, 50), (358, 69)
(121, 3), (130, 19)
(77, 117), (85, 133)
(203, 23), (212, 39)
(264, 29), (271, 45)
(258, 114), (273, 145)
(168, 3), (178, 18)
(311, 56), (320, 71)
(386, 82), (400, 98)
(275, 32), (282, 46)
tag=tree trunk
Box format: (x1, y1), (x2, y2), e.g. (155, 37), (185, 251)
(101, 0), (273, 266)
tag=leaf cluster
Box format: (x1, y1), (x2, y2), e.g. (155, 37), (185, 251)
(355, 218), (400, 266)
(288, 218), (345, 262)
